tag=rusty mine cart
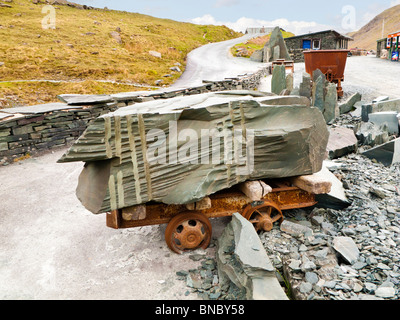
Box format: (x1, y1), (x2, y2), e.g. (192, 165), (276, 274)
(106, 179), (319, 254)
(304, 49), (350, 98)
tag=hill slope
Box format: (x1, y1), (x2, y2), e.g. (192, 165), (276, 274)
(349, 5), (400, 50)
(231, 30), (295, 58)
(0, 0), (242, 107)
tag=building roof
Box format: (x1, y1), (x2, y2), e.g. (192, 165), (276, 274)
(388, 30), (400, 37)
(285, 30), (353, 41)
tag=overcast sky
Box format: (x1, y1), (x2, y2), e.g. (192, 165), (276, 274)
(73, 0), (400, 35)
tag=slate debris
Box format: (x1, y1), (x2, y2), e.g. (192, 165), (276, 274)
(259, 152), (400, 300)
(175, 247), (246, 300)
(174, 152), (400, 300)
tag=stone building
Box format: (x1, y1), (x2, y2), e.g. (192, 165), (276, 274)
(284, 30), (353, 62)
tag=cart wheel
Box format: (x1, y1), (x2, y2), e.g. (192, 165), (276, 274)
(165, 212), (212, 254)
(325, 70), (335, 82)
(242, 200), (283, 232)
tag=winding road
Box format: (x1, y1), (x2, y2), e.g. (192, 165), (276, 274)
(171, 33), (267, 88)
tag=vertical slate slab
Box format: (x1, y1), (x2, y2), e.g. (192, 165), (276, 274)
(272, 45), (280, 61)
(262, 26), (291, 62)
(362, 138), (400, 167)
(271, 65), (286, 95)
(323, 83), (339, 124)
(299, 73), (311, 99)
(361, 103), (373, 122)
(216, 213), (289, 300)
(286, 73), (294, 92)
(312, 75), (325, 113)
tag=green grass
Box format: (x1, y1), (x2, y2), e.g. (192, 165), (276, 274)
(0, 0), (242, 107)
(231, 31), (295, 58)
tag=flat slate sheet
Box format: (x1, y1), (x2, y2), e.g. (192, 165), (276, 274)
(58, 91), (329, 214)
(0, 112), (13, 120)
(57, 94), (115, 105)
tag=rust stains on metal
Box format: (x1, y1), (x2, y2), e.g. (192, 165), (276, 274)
(304, 49), (350, 97)
(107, 184), (316, 230)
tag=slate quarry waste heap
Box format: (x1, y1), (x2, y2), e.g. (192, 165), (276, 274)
(58, 91), (329, 214)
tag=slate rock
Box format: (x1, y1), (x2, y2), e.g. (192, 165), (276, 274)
(216, 213), (288, 300)
(332, 236), (360, 265)
(375, 286), (396, 299)
(286, 73), (293, 92)
(339, 92), (361, 115)
(280, 220), (313, 237)
(299, 282), (313, 294)
(368, 111), (399, 135)
(57, 94), (115, 105)
(312, 75), (325, 112)
(305, 272), (319, 284)
(271, 65), (286, 95)
(250, 49), (263, 62)
(323, 83), (339, 124)
(356, 122), (389, 147)
(149, 50), (162, 58)
(326, 127), (358, 159)
(299, 73), (311, 99)
(110, 31), (122, 44)
(314, 164), (350, 210)
(362, 138), (400, 167)
(262, 27), (291, 63)
(58, 91), (329, 214)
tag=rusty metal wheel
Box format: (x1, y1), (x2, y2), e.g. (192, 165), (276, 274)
(325, 69), (335, 82)
(165, 212), (212, 254)
(242, 200), (283, 232)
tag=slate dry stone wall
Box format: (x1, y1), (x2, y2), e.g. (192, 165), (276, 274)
(0, 67), (270, 163)
(0, 102), (119, 163)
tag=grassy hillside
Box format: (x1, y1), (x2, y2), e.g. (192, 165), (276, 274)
(0, 0), (242, 107)
(230, 31), (295, 58)
(349, 5), (400, 50)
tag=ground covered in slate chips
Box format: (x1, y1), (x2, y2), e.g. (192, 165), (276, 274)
(175, 110), (400, 300)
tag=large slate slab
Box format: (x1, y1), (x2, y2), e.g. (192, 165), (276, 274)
(0, 112), (13, 120)
(271, 64), (286, 95)
(362, 138), (400, 167)
(58, 91), (329, 214)
(57, 94), (115, 105)
(216, 213), (288, 300)
(362, 98), (400, 121)
(326, 127), (358, 159)
(262, 27), (291, 63)
(368, 111), (399, 135)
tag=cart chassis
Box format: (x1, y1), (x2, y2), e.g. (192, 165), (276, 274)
(106, 185), (317, 230)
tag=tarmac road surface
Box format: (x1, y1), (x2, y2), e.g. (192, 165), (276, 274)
(171, 33), (268, 88)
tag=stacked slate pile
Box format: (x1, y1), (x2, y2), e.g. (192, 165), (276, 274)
(0, 100), (118, 162)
